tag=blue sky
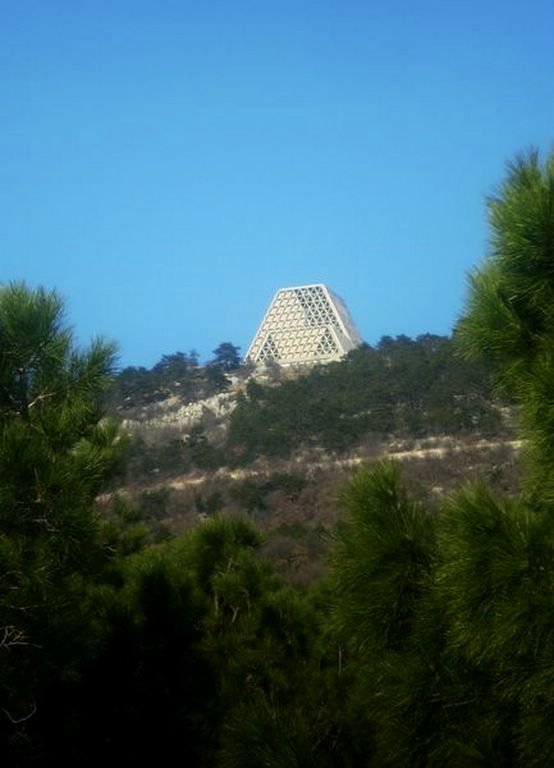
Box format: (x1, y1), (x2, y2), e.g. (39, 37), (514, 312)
(2, 1), (554, 367)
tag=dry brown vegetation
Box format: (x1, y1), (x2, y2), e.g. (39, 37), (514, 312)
(102, 431), (521, 586)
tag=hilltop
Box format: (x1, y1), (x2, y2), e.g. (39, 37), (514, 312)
(103, 334), (520, 584)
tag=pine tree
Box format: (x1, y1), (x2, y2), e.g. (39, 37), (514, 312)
(211, 342), (241, 372)
(0, 283), (123, 759)
(452, 147), (554, 764)
(457, 148), (554, 498)
(325, 148), (554, 766)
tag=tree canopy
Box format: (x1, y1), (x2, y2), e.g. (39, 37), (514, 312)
(457, 148), (554, 497)
(325, 147), (554, 766)
(211, 342), (241, 372)
(0, 283), (123, 757)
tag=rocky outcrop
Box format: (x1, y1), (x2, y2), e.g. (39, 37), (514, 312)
(122, 390), (239, 434)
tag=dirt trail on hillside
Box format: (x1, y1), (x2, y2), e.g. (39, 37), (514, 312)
(135, 436), (523, 493)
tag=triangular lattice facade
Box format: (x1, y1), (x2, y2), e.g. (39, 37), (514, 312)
(246, 284), (362, 366)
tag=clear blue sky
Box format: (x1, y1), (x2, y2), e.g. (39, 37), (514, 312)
(2, 1), (553, 368)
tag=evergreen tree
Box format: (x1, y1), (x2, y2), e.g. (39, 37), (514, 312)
(457, 148), (554, 498)
(325, 149), (554, 766)
(211, 342), (241, 372)
(0, 283), (123, 760)
(329, 463), (440, 767)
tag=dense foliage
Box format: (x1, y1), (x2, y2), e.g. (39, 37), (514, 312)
(457, 149), (554, 500)
(107, 343), (242, 410)
(227, 334), (503, 461)
(0, 284), (124, 761)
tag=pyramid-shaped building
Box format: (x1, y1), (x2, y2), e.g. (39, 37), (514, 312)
(246, 284), (362, 367)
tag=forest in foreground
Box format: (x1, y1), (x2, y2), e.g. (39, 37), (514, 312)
(3, 149), (554, 766)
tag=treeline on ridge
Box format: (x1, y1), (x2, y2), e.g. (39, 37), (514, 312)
(109, 333), (507, 479)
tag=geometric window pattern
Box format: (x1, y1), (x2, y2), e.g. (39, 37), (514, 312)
(246, 284), (362, 366)
(316, 327), (340, 356)
(258, 334), (280, 361)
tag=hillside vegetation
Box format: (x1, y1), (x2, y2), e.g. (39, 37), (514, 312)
(109, 333), (508, 476)
(101, 327), (519, 586)
(227, 334), (504, 461)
